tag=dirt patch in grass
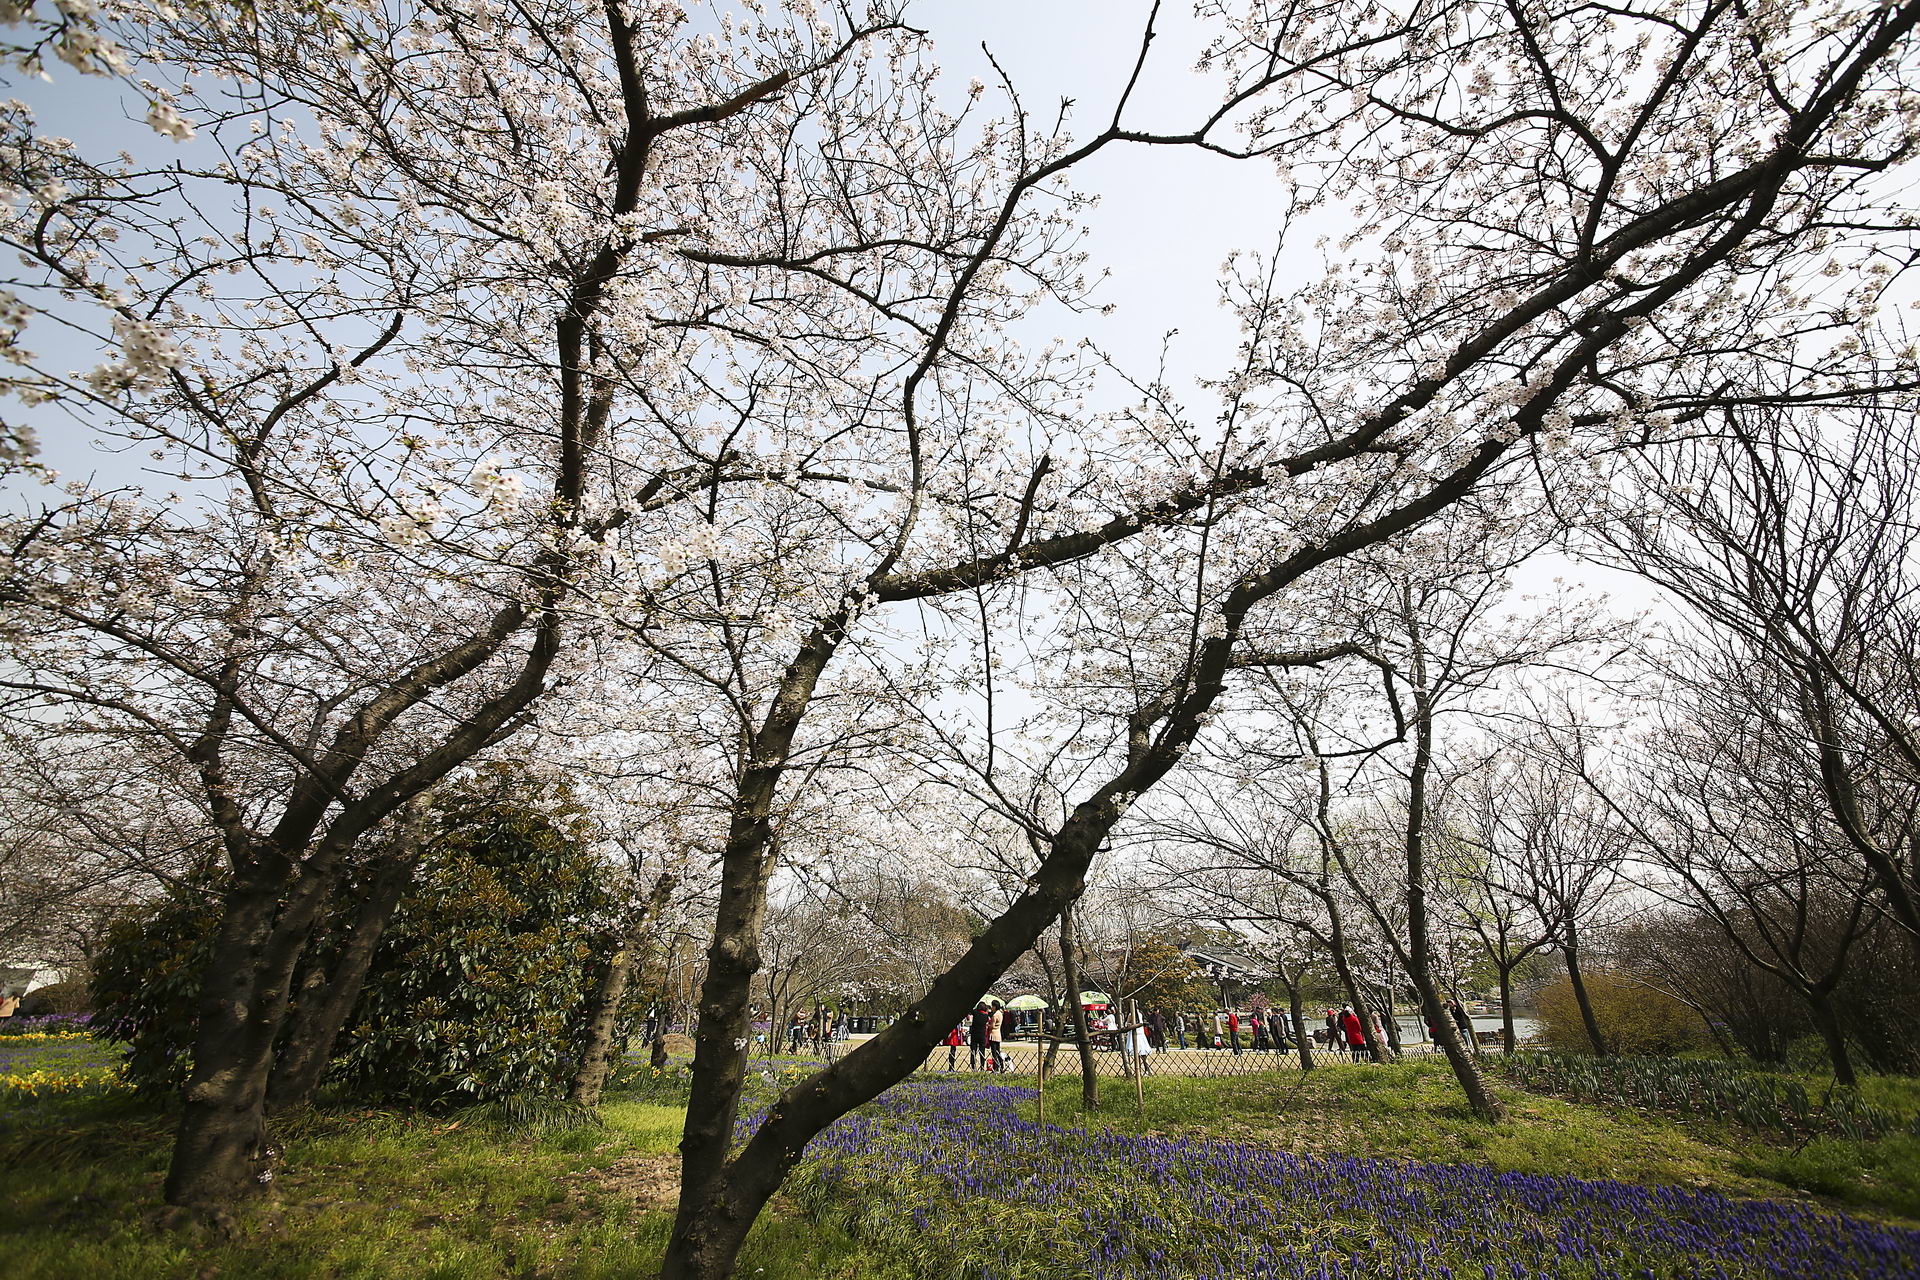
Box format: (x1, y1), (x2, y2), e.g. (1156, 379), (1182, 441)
(567, 1151), (679, 1212)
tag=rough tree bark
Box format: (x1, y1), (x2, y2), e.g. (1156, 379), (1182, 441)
(165, 846), (347, 1214)
(266, 826), (425, 1113)
(1058, 900), (1100, 1110)
(571, 869), (679, 1108)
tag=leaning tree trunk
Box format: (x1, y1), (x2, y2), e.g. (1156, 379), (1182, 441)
(1325, 902), (1392, 1064)
(166, 846), (343, 1213)
(1403, 686), (1505, 1121)
(267, 840), (422, 1113)
(1059, 901), (1100, 1110)
(570, 869), (678, 1108)
(1562, 920), (1609, 1057)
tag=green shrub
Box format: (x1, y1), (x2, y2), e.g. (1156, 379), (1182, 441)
(331, 795), (619, 1107)
(1488, 1050), (1912, 1140)
(89, 780), (634, 1107)
(90, 872), (222, 1094)
(1533, 970), (1705, 1056)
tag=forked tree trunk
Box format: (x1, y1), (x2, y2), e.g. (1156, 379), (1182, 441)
(571, 870), (678, 1108)
(658, 806), (1121, 1280)
(1059, 902), (1100, 1109)
(165, 848), (342, 1212)
(267, 844), (422, 1112)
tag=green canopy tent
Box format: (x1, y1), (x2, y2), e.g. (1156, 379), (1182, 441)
(1000, 993), (1046, 1037)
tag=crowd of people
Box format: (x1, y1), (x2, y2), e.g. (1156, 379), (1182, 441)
(934, 997), (1485, 1068)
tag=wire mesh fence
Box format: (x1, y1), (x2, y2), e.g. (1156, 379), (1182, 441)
(910, 1030), (1452, 1081)
(744, 1027), (1462, 1083)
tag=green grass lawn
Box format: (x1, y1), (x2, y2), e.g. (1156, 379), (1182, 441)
(0, 1033), (126, 1074)
(5, 1041), (1917, 1277)
(0, 1089), (908, 1280)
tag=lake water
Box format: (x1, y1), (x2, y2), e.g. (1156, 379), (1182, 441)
(1390, 1014), (1541, 1046)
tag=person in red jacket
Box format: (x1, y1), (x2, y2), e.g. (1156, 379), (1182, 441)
(1340, 1006), (1368, 1061)
(945, 1023), (963, 1072)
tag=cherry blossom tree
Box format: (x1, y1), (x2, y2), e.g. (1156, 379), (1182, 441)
(4, 0), (1919, 1268)
(646, 0), (1920, 1270)
(0, 0), (1052, 1217)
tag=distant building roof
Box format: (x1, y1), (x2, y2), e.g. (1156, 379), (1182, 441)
(1179, 942), (1271, 982)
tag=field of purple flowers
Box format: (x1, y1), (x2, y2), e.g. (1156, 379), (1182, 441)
(787, 1079), (1920, 1280)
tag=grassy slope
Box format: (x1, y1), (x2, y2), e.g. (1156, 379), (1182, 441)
(1038, 1058), (1920, 1223)
(0, 1094), (907, 1280)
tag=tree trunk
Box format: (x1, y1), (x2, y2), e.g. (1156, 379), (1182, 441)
(1563, 923), (1609, 1057)
(165, 848), (340, 1213)
(267, 844), (421, 1112)
(1497, 965), (1517, 1054)
(1403, 685), (1505, 1121)
(571, 870), (678, 1108)
(1284, 974), (1315, 1072)
(1806, 988), (1858, 1086)
(1376, 981), (1405, 1057)
(1324, 903), (1392, 1064)
(665, 797), (784, 1277)
(572, 937), (642, 1101)
(1059, 901), (1099, 1110)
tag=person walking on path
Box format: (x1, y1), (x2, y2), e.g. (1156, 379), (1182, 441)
(987, 1004), (1005, 1071)
(945, 1023), (963, 1071)
(1227, 1008), (1243, 1055)
(1250, 1013), (1270, 1052)
(1148, 1008), (1167, 1050)
(1173, 1012), (1188, 1050)
(969, 1004), (991, 1070)
(1324, 1009), (1341, 1052)
(1340, 1006), (1368, 1062)
(1268, 1010), (1289, 1052)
